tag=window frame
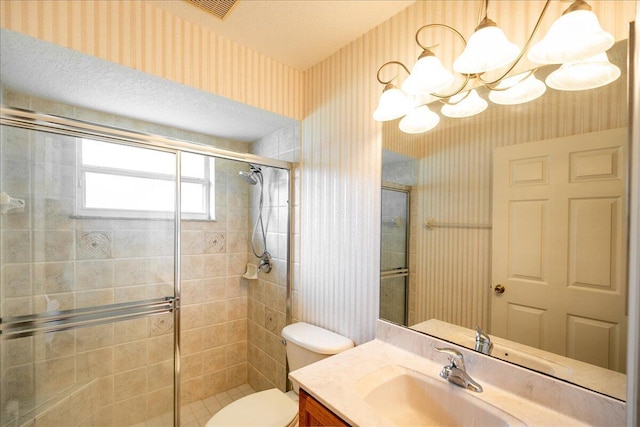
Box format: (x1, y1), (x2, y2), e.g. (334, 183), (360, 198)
(76, 138), (215, 220)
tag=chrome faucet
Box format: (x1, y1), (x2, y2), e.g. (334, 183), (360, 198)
(435, 347), (483, 393)
(475, 326), (493, 355)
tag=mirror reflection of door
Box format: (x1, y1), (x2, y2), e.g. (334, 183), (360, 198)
(491, 127), (628, 372)
(380, 184), (411, 326)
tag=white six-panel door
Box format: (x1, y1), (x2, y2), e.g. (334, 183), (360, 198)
(491, 127), (628, 372)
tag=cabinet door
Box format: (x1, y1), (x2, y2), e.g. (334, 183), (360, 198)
(299, 389), (349, 427)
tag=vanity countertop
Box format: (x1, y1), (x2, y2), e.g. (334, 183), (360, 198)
(289, 320), (625, 426)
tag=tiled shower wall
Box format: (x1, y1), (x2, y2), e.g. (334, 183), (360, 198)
(0, 90), (283, 425)
(247, 123), (300, 392)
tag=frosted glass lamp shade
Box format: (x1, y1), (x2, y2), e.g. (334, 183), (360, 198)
(489, 72), (547, 105)
(545, 53), (620, 91)
(399, 105), (440, 134)
(453, 26), (520, 74)
(528, 10), (614, 64)
(441, 89), (488, 118)
(401, 54), (455, 95)
(373, 84), (412, 121)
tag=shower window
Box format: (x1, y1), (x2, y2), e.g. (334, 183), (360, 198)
(77, 138), (215, 219)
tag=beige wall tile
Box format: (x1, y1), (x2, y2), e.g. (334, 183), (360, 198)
(181, 279), (204, 305)
(181, 352), (204, 380)
(35, 355), (75, 395)
(113, 395), (147, 426)
(113, 258), (147, 286)
(202, 347), (226, 373)
(202, 301), (227, 325)
(3, 262), (32, 297)
(226, 341), (248, 365)
(147, 335), (174, 365)
(114, 318), (148, 344)
(202, 371), (226, 397)
(202, 277), (226, 301)
(76, 347), (114, 383)
(181, 377), (204, 405)
(114, 341), (147, 373)
(203, 324), (227, 350)
(181, 328), (204, 355)
(146, 386), (173, 421)
(147, 360), (174, 391)
(181, 304), (204, 331)
(225, 363), (248, 389)
(114, 367), (147, 402)
(76, 324), (114, 352)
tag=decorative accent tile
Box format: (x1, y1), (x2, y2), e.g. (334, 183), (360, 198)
(205, 232), (226, 253)
(78, 231), (112, 259)
(264, 308), (277, 332)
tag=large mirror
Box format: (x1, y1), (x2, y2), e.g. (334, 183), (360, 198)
(380, 34), (632, 401)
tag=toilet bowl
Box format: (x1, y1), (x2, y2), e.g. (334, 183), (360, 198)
(205, 322), (354, 427)
(204, 388), (298, 427)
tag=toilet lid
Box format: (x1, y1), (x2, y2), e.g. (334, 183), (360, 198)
(205, 389), (297, 427)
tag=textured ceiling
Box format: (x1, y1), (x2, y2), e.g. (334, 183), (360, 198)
(153, 0), (415, 71)
(0, 29), (295, 142)
(0, 1), (415, 141)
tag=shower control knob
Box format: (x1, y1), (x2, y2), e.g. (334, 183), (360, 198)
(494, 284), (506, 294)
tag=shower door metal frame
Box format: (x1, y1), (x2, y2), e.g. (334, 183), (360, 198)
(380, 181), (411, 326)
(0, 106), (294, 426)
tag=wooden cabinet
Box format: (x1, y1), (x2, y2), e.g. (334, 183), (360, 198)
(299, 388), (350, 426)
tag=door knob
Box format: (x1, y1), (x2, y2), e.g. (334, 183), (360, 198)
(494, 284), (505, 294)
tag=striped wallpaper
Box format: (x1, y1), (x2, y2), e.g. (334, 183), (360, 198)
(0, 0), (303, 120)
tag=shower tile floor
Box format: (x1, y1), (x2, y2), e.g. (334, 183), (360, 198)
(138, 384), (256, 427)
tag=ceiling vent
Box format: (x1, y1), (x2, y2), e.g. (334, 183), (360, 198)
(184, 0), (239, 20)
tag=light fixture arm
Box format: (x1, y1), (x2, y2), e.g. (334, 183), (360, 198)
(478, 0), (552, 88)
(414, 23), (471, 99)
(376, 60), (411, 85)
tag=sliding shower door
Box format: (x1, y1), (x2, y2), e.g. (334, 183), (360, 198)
(1, 125), (178, 426)
(380, 184), (411, 326)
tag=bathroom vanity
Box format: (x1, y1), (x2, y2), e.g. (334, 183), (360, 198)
(289, 320), (625, 426)
(299, 389), (348, 426)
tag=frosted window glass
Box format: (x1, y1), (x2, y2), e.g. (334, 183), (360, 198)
(82, 140), (175, 176)
(85, 172), (175, 211)
(181, 183), (205, 213)
(181, 152), (205, 179)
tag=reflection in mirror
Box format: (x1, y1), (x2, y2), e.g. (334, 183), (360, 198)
(380, 39), (629, 401)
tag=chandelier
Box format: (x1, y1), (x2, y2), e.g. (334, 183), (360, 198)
(373, 0), (621, 134)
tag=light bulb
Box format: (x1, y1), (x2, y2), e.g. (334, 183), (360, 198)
(528, 9), (614, 64)
(453, 22), (520, 74)
(373, 84), (412, 121)
(399, 105), (440, 134)
(441, 89), (488, 118)
(489, 72), (547, 105)
(545, 53), (620, 91)
(402, 51), (455, 95)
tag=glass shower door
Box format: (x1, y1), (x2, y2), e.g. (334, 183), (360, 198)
(380, 185), (411, 326)
(0, 126), (178, 426)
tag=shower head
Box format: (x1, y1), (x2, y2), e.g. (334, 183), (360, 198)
(239, 170), (258, 185)
(239, 164), (262, 185)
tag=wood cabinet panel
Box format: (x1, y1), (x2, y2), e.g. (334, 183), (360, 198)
(299, 388), (350, 426)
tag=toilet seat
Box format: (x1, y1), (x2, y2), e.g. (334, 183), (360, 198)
(205, 388), (298, 427)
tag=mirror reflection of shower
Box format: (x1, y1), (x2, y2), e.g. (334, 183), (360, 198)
(239, 164), (272, 273)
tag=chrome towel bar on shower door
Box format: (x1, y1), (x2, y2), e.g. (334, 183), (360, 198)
(0, 296), (177, 340)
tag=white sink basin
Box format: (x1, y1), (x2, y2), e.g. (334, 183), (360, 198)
(353, 365), (526, 427)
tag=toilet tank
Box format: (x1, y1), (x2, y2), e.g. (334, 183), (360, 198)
(281, 322), (354, 373)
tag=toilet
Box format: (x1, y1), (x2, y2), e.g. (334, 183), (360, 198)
(205, 322), (354, 427)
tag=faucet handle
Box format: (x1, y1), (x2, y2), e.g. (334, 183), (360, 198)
(475, 326), (494, 355)
(435, 347), (465, 370)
